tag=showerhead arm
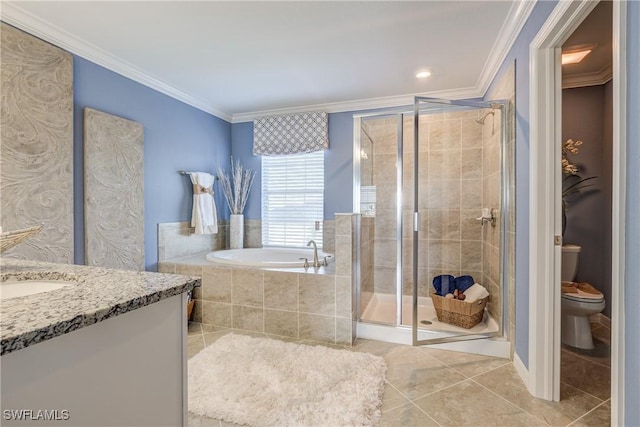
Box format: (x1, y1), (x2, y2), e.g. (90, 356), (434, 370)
(476, 110), (495, 125)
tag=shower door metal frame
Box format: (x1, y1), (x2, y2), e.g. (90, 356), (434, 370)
(411, 96), (510, 346)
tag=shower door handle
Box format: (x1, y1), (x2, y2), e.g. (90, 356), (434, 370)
(413, 212), (420, 233)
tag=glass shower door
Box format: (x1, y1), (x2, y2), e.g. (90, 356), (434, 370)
(410, 96), (507, 346)
(356, 113), (404, 326)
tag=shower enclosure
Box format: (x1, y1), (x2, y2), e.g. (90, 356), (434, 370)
(354, 97), (511, 349)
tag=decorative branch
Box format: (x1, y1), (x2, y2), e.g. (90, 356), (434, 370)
(216, 159), (256, 215)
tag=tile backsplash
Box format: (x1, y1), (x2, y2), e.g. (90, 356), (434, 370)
(159, 219), (335, 261)
(157, 221), (227, 261)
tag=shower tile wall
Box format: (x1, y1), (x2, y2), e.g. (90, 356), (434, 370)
(158, 221), (228, 261)
(360, 216), (375, 315)
(365, 112), (486, 299)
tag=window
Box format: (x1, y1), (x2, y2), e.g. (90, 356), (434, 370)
(261, 151), (324, 248)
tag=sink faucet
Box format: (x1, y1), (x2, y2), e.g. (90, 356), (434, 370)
(306, 240), (321, 268)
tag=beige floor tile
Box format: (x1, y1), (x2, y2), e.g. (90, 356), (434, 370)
(202, 331), (232, 347)
(384, 346), (467, 399)
(354, 338), (404, 356)
(201, 323), (231, 334)
(414, 380), (545, 427)
(188, 321), (203, 336)
(569, 400), (611, 427)
(298, 338), (349, 350)
(381, 382), (412, 413)
(474, 364), (603, 426)
(562, 336), (611, 368)
(561, 351), (611, 400)
(379, 403), (439, 427)
(264, 333), (299, 343)
(591, 325), (610, 346)
(187, 335), (205, 359)
(420, 346), (510, 378)
(187, 412), (220, 427)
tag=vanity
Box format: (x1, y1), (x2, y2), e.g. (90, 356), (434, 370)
(0, 259), (199, 427)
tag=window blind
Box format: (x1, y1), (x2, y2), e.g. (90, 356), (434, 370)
(261, 151), (324, 248)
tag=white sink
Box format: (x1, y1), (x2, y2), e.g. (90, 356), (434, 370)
(0, 279), (74, 299)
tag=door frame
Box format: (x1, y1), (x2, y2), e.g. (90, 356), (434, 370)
(528, 0), (626, 424)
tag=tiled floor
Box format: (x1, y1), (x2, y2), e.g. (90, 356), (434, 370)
(187, 322), (611, 427)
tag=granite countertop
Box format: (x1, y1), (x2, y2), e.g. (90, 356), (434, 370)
(0, 259), (200, 356)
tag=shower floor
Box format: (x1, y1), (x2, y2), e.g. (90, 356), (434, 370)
(360, 292), (500, 335)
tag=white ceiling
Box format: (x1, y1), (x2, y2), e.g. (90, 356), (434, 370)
(1, 1), (532, 122)
(562, 0), (612, 88)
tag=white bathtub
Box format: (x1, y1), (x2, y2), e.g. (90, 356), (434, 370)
(205, 247), (334, 268)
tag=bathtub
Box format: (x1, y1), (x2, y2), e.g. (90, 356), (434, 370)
(205, 247), (334, 268)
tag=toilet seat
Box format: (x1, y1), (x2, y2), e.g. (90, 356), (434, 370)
(562, 293), (604, 303)
(561, 281), (604, 302)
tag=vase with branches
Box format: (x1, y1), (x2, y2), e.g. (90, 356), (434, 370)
(561, 138), (596, 236)
(217, 159), (256, 248)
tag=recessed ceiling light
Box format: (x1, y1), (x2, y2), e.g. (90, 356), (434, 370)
(561, 50), (592, 65)
(416, 71), (431, 79)
(562, 43), (597, 65)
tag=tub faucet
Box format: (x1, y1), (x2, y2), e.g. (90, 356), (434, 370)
(306, 240), (321, 268)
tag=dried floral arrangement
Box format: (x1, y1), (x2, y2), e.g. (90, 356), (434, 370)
(216, 159), (256, 215)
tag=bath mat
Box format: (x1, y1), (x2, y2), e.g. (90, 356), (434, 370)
(188, 333), (387, 427)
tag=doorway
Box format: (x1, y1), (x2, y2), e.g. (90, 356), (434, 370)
(528, 0), (626, 424)
(559, 0), (613, 408)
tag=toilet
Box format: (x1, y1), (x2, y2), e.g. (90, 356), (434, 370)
(561, 244), (606, 349)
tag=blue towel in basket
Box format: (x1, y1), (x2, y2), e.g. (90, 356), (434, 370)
(432, 275), (455, 296)
(454, 275), (475, 292)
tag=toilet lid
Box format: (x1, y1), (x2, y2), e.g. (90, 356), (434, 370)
(561, 281), (604, 301)
(562, 293), (604, 303)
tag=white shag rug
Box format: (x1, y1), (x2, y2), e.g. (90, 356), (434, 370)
(188, 333), (387, 427)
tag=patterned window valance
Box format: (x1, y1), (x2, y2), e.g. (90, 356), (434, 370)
(253, 111), (328, 156)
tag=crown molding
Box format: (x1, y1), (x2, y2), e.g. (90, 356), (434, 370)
(475, 0), (537, 97)
(230, 86), (483, 123)
(0, 1), (532, 125)
(232, 0), (536, 123)
(562, 64), (613, 89)
(0, 2), (233, 123)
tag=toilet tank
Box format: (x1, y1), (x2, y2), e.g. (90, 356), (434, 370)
(561, 244), (581, 281)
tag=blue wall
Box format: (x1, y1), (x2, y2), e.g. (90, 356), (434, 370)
(625, 2), (639, 424)
(484, 0), (558, 367)
(73, 57), (231, 271)
(230, 122), (261, 219)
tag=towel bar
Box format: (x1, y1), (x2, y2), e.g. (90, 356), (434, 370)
(179, 171), (216, 179)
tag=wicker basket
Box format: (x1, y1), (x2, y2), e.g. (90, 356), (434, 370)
(0, 225), (43, 253)
(431, 293), (488, 329)
(187, 300), (195, 320)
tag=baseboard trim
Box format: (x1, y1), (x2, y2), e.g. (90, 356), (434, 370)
(513, 352), (529, 389)
(590, 313), (611, 329)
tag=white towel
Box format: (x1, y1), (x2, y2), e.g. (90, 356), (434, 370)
(189, 172), (218, 235)
(463, 283), (490, 303)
